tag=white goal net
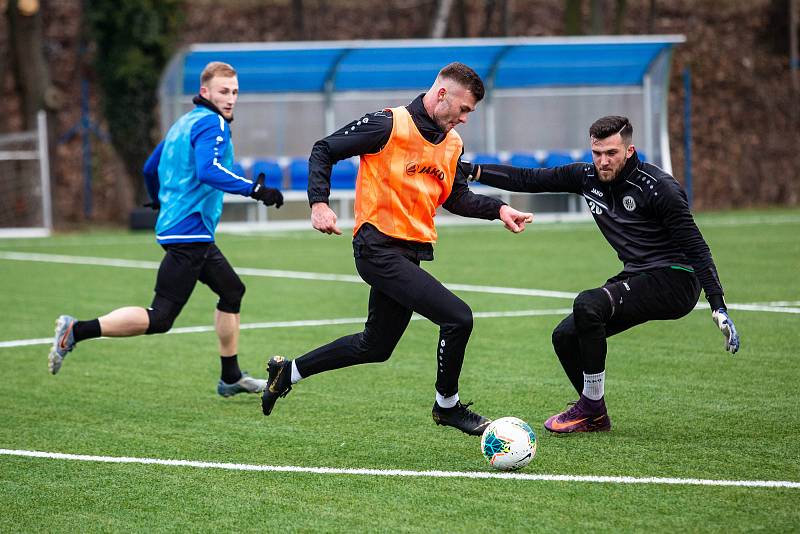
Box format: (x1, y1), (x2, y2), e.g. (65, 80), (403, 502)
(0, 110), (52, 238)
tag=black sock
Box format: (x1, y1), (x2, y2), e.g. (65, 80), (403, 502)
(73, 319), (101, 343)
(220, 354), (242, 384)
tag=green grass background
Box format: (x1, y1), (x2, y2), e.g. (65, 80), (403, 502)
(1, 209), (798, 532)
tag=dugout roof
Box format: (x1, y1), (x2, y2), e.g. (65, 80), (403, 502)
(160, 36), (684, 171)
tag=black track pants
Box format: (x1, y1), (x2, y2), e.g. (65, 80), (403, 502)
(552, 267), (701, 394)
(295, 248), (473, 397)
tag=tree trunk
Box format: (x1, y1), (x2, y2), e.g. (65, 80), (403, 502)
(565, 0), (583, 35)
(481, 0), (496, 36)
(292, 0), (304, 40)
(590, 0), (606, 35)
(791, 0), (798, 93)
(644, 0), (654, 34)
(7, 0), (57, 129)
(456, 0), (468, 36)
(0, 6), (7, 133)
(431, 0), (454, 38)
(613, 0), (628, 34)
(500, 0), (512, 36)
(6, 0), (58, 219)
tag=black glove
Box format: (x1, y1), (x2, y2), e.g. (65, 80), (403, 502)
(250, 173), (284, 208)
(459, 160), (480, 182)
(143, 200), (160, 210)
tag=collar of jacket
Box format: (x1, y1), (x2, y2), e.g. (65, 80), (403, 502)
(608, 151), (641, 187)
(192, 95), (233, 123)
(406, 94), (446, 143)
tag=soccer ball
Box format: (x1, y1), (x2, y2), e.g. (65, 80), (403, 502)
(480, 416), (537, 471)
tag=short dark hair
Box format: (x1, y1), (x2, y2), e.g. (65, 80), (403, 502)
(589, 115), (633, 144)
(438, 62), (485, 102)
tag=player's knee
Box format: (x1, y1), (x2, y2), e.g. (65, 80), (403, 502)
(217, 280), (245, 314)
(446, 301), (474, 335)
(551, 324), (575, 354)
(356, 333), (394, 363)
(572, 289), (609, 329)
(145, 300), (181, 334)
(365, 349), (393, 363)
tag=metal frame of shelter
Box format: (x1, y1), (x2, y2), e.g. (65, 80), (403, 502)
(161, 35), (684, 169)
(159, 36), (684, 228)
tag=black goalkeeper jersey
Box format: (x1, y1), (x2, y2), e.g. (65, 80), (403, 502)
(477, 153), (726, 310)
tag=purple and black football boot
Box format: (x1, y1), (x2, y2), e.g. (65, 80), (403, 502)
(544, 395), (612, 433)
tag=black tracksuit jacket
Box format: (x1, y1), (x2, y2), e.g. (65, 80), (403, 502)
(477, 154), (726, 310)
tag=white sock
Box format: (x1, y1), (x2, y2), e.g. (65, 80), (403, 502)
(290, 360), (303, 384)
(436, 392), (459, 409)
(582, 371), (605, 400)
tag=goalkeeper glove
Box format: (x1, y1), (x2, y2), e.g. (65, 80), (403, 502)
(250, 173), (284, 208)
(712, 308), (740, 354)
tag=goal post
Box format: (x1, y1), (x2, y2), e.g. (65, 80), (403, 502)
(0, 110), (52, 238)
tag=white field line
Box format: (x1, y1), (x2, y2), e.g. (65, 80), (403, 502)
(1, 449), (798, 489)
(3, 250), (800, 312)
(724, 303), (800, 314)
(0, 309), (574, 349)
(0, 251), (576, 299)
(3, 297), (795, 351)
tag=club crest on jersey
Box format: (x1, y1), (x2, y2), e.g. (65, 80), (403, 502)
(405, 162), (445, 180)
(623, 196), (636, 211)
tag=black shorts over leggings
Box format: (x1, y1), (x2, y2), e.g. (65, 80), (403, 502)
(153, 242), (245, 313)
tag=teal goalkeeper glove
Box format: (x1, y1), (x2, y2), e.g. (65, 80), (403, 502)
(712, 308), (740, 354)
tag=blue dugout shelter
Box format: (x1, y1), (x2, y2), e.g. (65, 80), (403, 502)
(160, 36), (684, 174)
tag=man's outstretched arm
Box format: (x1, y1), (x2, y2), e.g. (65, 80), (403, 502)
(443, 158), (533, 232)
(470, 161), (586, 194)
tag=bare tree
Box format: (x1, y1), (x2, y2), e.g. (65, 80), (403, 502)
(6, 0), (58, 183)
(565, 0), (583, 35)
(455, 0), (468, 36)
(590, 0), (606, 35)
(292, 0), (304, 40)
(645, 0), (655, 34)
(500, 0), (512, 36)
(481, 0), (495, 36)
(613, 0), (628, 34)
(431, 0), (454, 38)
(791, 0), (798, 93)
(0, 0), (7, 133)
(479, 0), (513, 36)
(6, 0), (58, 130)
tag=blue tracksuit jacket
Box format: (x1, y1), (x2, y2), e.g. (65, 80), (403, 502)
(143, 102), (253, 244)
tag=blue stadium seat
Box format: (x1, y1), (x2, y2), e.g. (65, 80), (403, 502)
(251, 159), (284, 189)
(472, 153), (502, 165)
(289, 158), (309, 190)
(508, 152), (541, 168)
(231, 162), (246, 179)
(543, 151), (573, 168)
(330, 159), (357, 189)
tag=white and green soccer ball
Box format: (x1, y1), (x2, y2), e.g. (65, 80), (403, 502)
(480, 416), (537, 471)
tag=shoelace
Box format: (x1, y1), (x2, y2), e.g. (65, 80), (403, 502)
(560, 400), (583, 420)
(454, 401), (484, 423)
